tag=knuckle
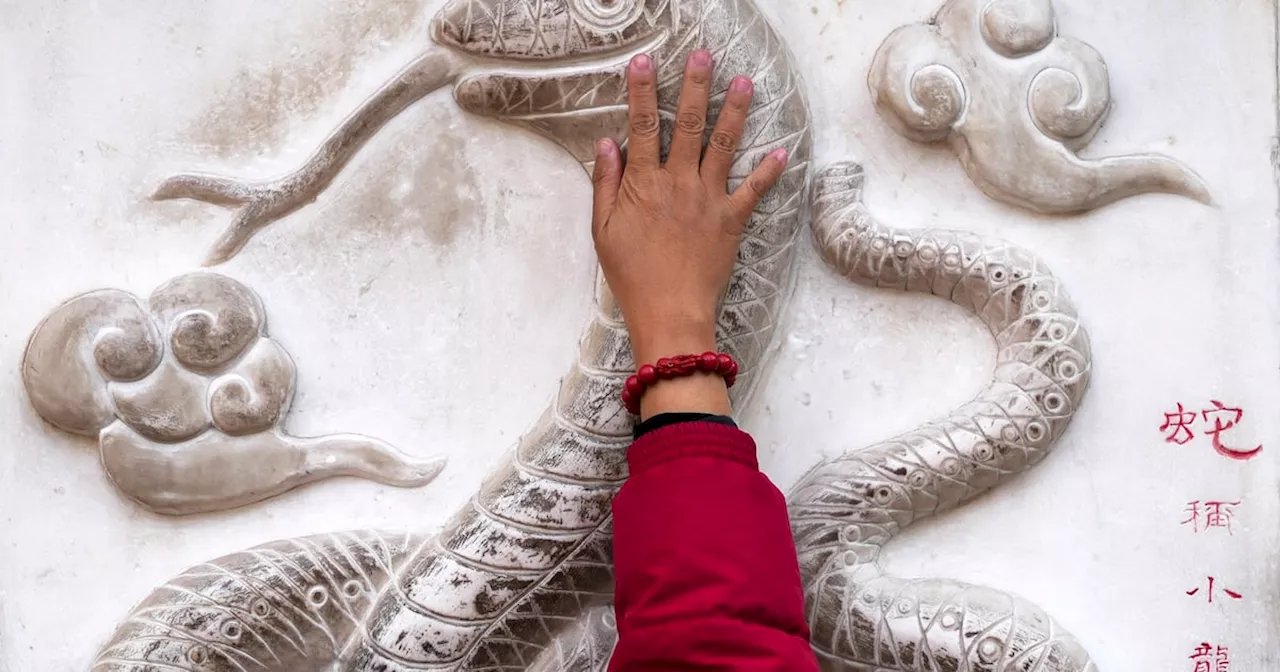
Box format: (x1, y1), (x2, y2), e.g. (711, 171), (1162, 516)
(631, 111), (661, 136)
(709, 130), (738, 154)
(629, 74), (654, 91)
(619, 178), (645, 201)
(686, 69), (711, 87)
(725, 90), (751, 110)
(675, 111), (706, 135)
(676, 172), (703, 191)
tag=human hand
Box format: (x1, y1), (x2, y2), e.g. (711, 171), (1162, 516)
(590, 50), (789, 419)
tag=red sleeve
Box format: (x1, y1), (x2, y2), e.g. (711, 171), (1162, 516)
(609, 421), (818, 670)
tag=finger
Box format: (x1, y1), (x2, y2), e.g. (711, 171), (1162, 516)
(667, 50), (714, 171)
(702, 76), (754, 188)
(729, 147), (789, 219)
(591, 138), (623, 236)
(625, 54), (662, 171)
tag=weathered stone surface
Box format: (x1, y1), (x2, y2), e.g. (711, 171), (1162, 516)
(1, 0), (1275, 670)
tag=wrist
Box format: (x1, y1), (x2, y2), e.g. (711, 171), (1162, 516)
(628, 319), (717, 366)
(623, 308), (729, 422)
(638, 374), (731, 421)
(626, 349), (736, 423)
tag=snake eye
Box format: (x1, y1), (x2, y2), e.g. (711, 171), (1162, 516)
(570, 0), (643, 30)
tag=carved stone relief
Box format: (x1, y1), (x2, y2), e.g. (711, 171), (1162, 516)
(794, 161), (1095, 670)
(14, 0), (1139, 668)
(93, 0), (814, 667)
(80, 0), (1113, 668)
(868, 0), (1212, 214)
(22, 271), (445, 516)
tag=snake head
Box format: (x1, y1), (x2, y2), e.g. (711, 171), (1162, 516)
(431, 0), (671, 61)
(430, 0), (673, 166)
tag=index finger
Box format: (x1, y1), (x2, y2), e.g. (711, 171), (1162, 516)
(625, 54), (662, 171)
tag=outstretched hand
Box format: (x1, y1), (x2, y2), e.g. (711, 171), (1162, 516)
(591, 50), (788, 420)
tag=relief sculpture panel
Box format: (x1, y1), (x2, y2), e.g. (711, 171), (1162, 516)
(22, 272), (446, 516)
(86, 0), (1103, 669)
(97, 0), (819, 660)
(868, 0), (1212, 214)
(94, 0), (814, 667)
(2, 0), (1274, 669)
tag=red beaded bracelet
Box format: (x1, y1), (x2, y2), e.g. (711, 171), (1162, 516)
(621, 352), (739, 415)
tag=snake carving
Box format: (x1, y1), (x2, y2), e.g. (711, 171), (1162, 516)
(90, 0), (1096, 670)
(792, 162), (1095, 671)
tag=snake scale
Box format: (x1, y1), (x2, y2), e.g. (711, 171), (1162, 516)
(793, 162), (1096, 671)
(90, 0), (1097, 670)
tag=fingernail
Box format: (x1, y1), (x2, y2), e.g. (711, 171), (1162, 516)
(769, 147), (789, 165)
(731, 76), (753, 94)
(631, 54), (652, 73)
(690, 50), (712, 68)
(596, 138), (616, 157)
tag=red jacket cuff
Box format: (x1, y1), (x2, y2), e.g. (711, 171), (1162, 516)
(626, 420), (759, 476)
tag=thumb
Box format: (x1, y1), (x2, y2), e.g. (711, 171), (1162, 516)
(591, 138), (623, 235)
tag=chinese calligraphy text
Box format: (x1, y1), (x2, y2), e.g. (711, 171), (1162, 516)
(1185, 576), (1243, 603)
(1182, 500), (1240, 534)
(1160, 400), (1262, 461)
(1189, 643), (1229, 672)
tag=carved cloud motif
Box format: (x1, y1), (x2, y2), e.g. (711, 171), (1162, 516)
(22, 271), (446, 516)
(868, 0), (1212, 214)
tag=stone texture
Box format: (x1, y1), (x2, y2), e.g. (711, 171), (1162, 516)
(0, 0), (1277, 670)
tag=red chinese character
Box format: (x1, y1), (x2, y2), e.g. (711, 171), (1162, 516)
(1190, 643), (1231, 672)
(1186, 576), (1243, 603)
(1216, 646), (1230, 672)
(1203, 501), (1239, 533)
(1190, 643), (1214, 672)
(1162, 403), (1197, 444)
(1182, 501), (1201, 530)
(1202, 400), (1263, 461)
(1182, 500), (1240, 534)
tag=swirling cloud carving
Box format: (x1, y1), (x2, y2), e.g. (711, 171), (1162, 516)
(868, 0), (1211, 214)
(22, 272), (445, 515)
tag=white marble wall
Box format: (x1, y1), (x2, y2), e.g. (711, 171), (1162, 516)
(1, 0), (1276, 669)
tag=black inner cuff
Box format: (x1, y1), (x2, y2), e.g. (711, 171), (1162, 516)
(634, 413), (738, 439)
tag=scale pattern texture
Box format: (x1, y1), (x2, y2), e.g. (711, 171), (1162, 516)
(91, 2), (1101, 671)
(92, 0), (811, 669)
(790, 162), (1097, 672)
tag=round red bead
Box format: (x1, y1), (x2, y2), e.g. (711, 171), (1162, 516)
(699, 353), (718, 370)
(637, 365), (658, 385)
(625, 376), (643, 396)
(716, 354), (734, 374)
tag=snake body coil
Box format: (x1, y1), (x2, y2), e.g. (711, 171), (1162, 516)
(790, 162), (1096, 671)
